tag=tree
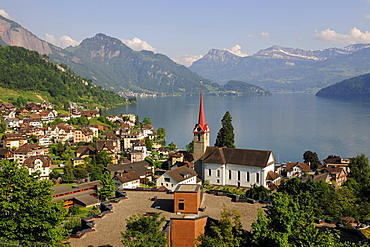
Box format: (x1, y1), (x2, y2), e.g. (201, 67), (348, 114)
(62, 164), (75, 183)
(96, 151), (113, 167)
(250, 192), (344, 247)
(348, 153), (370, 186)
(0, 118), (6, 133)
(245, 184), (271, 201)
(186, 140), (194, 153)
(121, 212), (167, 247)
(303, 150), (321, 170)
(0, 161), (68, 243)
(142, 117), (152, 126)
(215, 111), (235, 148)
(98, 171), (115, 201)
(156, 127), (166, 139)
(196, 207), (246, 247)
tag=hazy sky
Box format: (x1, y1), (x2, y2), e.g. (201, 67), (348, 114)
(2, 0), (370, 66)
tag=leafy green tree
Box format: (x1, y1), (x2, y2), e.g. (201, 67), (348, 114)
(121, 212), (167, 247)
(96, 151), (113, 167)
(348, 153), (370, 186)
(250, 192), (344, 247)
(0, 160), (68, 243)
(0, 118), (6, 133)
(186, 140), (194, 153)
(145, 137), (153, 151)
(303, 150), (321, 170)
(196, 207), (246, 247)
(168, 142), (177, 151)
(156, 127), (166, 139)
(73, 167), (88, 181)
(142, 117), (152, 126)
(98, 171), (115, 200)
(245, 184), (271, 201)
(215, 111), (235, 148)
(90, 164), (105, 181)
(62, 164), (75, 183)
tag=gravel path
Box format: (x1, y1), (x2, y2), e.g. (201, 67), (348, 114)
(68, 191), (262, 247)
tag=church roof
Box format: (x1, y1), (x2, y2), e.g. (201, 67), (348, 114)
(200, 147), (275, 167)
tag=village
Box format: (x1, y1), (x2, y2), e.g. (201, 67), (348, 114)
(0, 93), (366, 247)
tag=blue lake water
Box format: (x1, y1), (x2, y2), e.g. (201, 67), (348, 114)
(103, 94), (370, 163)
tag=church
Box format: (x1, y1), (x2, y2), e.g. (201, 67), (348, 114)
(192, 83), (279, 188)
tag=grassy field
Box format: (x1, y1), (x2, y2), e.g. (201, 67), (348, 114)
(0, 87), (51, 103)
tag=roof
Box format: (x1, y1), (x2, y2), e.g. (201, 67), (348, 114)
(166, 166), (197, 183)
(266, 171), (280, 181)
(73, 181), (102, 190)
(76, 145), (96, 157)
(14, 143), (44, 154)
(105, 160), (153, 177)
(193, 85), (210, 134)
(23, 155), (51, 168)
(0, 148), (12, 156)
(96, 140), (116, 152)
(285, 162), (310, 172)
(115, 171), (140, 183)
(73, 194), (100, 207)
(174, 184), (200, 193)
(200, 147), (275, 167)
(323, 157), (351, 165)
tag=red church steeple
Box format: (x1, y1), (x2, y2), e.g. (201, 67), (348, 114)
(193, 81), (210, 133)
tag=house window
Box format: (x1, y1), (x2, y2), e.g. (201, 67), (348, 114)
(179, 199), (184, 201)
(208, 169), (211, 176)
(237, 171), (241, 181)
(164, 178), (170, 182)
(246, 172), (250, 182)
(217, 170), (220, 178)
(178, 203), (184, 210)
(228, 170), (232, 180)
(256, 173), (260, 183)
(217, 179), (220, 183)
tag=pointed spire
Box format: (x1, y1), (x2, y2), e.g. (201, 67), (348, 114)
(193, 81), (210, 133)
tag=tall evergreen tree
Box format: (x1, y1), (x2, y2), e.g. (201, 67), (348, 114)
(303, 150), (321, 170)
(215, 111), (235, 148)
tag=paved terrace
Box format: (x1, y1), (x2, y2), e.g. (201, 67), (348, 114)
(68, 191), (263, 247)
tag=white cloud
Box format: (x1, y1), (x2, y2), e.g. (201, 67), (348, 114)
(45, 33), (80, 48)
(315, 27), (370, 44)
(246, 32), (272, 39)
(172, 54), (203, 67)
(365, 14), (370, 18)
(0, 9), (10, 19)
(121, 37), (156, 52)
(225, 45), (248, 57)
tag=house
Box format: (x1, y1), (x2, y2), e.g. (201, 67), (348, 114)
(76, 145), (96, 159)
(39, 110), (56, 123)
(0, 102), (15, 112)
(2, 133), (28, 149)
(201, 147), (276, 188)
(72, 157), (85, 166)
(52, 181), (101, 208)
(323, 156), (351, 174)
(122, 114), (137, 123)
(81, 109), (100, 119)
(23, 155), (51, 180)
(284, 162), (311, 178)
(5, 118), (22, 128)
(113, 171), (140, 189)
(0, 148), (14, 160)
(141, 125), (153, 137)
(73, 128), (94, 143)
(156, 166), (199, 191)
(57, 114), (72, 121)
(96, 140), (120, 155)
(317, 166), (347, 187)
(105, 160), (154, 184)
(121, 133), (144, 151)
(128, 149), (146, 163)
(13, 143), (48, 163)
(38, 136), (52, 146)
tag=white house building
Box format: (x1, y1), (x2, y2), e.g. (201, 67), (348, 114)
(113, 171), (140, 189)
(156, 166), (200, 191)
(201, 147), (277, 188)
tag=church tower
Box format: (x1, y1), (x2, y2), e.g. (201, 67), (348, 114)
(193, 82), (210, 177)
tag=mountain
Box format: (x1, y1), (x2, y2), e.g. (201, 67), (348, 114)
(0, 15), (270, 96)
(0, 45), (126, 108)
(190, 45), (370, 93)
(49, 33), (221, 94)
(316, 73), (370, 97)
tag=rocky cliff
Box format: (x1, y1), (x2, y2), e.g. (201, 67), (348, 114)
(0, 15), (52, 54)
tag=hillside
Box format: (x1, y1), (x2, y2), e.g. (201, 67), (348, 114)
(0, 46), (126, 108)
(316, 73), (370, 97)
(0, 16), (271, 96)
(190, 45), (370, 93)
(222, 80), (271, 96)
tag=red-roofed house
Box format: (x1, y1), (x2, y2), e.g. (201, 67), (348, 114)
(284, 162), (311, 178)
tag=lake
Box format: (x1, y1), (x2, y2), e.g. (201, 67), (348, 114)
(103, 94), (370, 163)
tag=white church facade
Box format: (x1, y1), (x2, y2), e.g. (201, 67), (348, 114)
(200, 147), (277, 188)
